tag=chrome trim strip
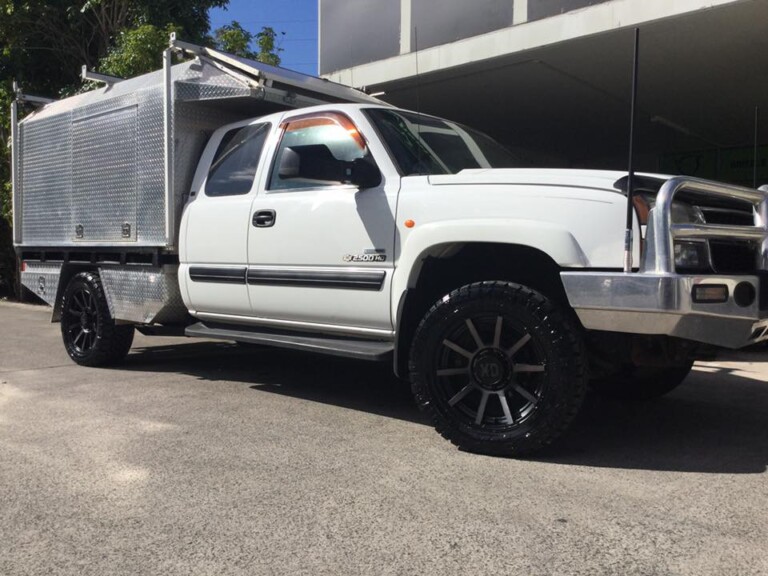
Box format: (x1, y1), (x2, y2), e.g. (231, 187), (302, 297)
(189, 266), (246, 284)
(195, 311), (395, 339)
(671, 223), (766, 242)
(246, 267), (385, 290)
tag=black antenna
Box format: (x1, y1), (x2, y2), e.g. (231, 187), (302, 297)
(753, 106), (759, 189)
(623, 28), (640, 273)
(414, 28), (421, 116)
(414, 27), (423, 170)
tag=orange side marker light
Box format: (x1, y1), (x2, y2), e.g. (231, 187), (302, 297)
(404, 220), (415, 228)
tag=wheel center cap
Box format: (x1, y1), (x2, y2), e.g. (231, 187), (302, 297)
(471, 349), (510, 390)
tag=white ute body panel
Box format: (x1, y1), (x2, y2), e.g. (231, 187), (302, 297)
(179, 105), (640, 335)
(173, 103), (767, 349)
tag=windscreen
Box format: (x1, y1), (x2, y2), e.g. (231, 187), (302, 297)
(364, 108), (518, 176)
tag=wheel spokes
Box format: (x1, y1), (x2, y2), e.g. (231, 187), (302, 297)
(73, 329), (86, 348)
(448, 383), (476, 407)
(498, 392), (514, 425)
(443, 339), (473, 360)
(87, 291), (96, 313)
(475, 391), (490, 425)
(493, 316), (503, 348)
(465, 319), (484, 350)
(438, 314), (546, 429)
(513, 385), (538, 405)
(507, 333), (531, 357)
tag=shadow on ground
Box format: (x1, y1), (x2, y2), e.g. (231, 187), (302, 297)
(123, 341), (768, 474)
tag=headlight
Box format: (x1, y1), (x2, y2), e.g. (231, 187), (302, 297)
(672, 202), (709, 271)
(674, 241), (709, 271)
(636, 195), (711, 272)
(671, 202), (705, 224)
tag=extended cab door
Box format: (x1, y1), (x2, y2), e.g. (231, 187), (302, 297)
(245, 110), (398, 335)
(179, 121), (271, 318)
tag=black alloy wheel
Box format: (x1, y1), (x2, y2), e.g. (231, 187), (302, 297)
(64, 286), (99, 355)
(61, 272), (134, 367)
(409, 281), (586, 456)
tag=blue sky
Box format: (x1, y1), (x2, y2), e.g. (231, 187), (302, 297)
(209, 0), (319, 75)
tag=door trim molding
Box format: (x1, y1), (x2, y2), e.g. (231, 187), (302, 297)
(246, 266), (386, 291)
(189, 265), (387, 292)
(189, 266), (247, 284)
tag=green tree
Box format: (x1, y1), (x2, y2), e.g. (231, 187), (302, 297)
(213, 21), (283, 66)
(99, 23), (180, 79)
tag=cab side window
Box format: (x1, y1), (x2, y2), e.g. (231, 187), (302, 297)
(206, 123), (270, 197)
(269, 113), (370, 191)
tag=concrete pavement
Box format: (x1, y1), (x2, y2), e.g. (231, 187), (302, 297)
(1, 300), (767, 575)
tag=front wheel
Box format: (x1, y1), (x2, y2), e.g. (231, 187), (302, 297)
(409, 281), (587, 457)
(60, 271), (134, 367)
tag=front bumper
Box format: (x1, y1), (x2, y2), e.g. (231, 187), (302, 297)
(561, 272), (768, 349)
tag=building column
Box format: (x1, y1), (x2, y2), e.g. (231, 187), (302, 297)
(400, 0), (411, 54)
(513, 0), (528, 25)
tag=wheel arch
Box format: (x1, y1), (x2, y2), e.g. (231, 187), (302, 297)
(393, 237), (583, 378)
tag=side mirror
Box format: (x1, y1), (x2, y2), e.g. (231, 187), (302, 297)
(347, 158), (382, 189)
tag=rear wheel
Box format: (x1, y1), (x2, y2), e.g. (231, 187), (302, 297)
(60, 272), (134, 367)
(409, 281), (587, 456)
(589, 362), (693, 400)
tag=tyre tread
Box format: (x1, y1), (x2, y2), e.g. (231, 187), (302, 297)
(61, 271), (134, 367)
(408, 281), (586, 456)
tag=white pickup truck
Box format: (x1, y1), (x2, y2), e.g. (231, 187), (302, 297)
(12, 39), (768, 455)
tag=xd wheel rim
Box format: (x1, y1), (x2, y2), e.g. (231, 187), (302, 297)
(435, 315), (546, 429)
(65, 288), (99, 354)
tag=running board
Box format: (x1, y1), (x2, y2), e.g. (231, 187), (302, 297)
(185, 322), (393, 361)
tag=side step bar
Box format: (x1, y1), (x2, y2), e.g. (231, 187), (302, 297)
(185, 322), (393, 361)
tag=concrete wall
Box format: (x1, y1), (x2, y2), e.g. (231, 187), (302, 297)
(319, 0), (401, 73)
(319, 0), (611, 74)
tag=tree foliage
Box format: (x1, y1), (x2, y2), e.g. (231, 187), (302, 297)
(0, 0), (227, 95)
(99, 23), (180, 79)
(213, 21), (283, 65)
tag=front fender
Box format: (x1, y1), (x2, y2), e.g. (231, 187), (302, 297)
(391, 218), (589, 319)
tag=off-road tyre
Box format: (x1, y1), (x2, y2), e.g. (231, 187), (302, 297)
(589, 362), (694, 401)
(409, 281), (587, 457)
(60, 271), (134, 367)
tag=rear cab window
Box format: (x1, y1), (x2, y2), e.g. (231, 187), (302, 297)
(205, 123), (271, 197)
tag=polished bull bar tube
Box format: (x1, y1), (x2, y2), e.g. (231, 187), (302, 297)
(561, 177), (768, 349)
(646, 176), (768, 275)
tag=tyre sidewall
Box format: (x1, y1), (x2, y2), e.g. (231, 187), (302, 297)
(410, 282), (586, 455)
(60, 271), (131, 366)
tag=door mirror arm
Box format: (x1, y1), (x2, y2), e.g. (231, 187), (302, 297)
(347, 158), (382, 189)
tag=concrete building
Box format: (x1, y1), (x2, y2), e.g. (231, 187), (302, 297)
(319, 0), (768, 186)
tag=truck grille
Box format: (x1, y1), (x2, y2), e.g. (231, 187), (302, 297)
(700, 207), (754, 226)
(709, 241), (760, 274)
